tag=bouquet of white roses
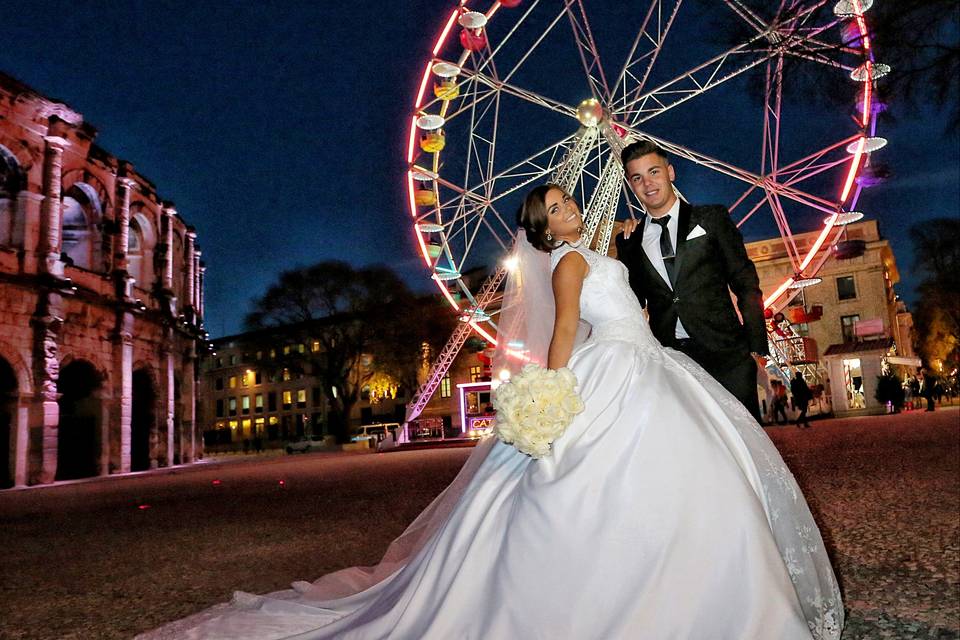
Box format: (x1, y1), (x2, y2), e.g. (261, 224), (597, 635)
(492, 364), (585, 459)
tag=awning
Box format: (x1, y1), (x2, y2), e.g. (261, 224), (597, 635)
(886, 356), (921, 367)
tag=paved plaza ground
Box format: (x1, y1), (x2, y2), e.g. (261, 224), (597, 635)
(1, 408), (957, 639)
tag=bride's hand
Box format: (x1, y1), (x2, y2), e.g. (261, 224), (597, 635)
(621, 217), (641, 239)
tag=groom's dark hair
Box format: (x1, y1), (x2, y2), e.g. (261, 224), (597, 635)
(620, 140), (669, 167)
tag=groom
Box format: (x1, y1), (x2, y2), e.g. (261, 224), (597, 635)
(615, 140), (768, 420)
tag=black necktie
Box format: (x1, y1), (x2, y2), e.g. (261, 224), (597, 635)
(650, 215), (676, 285)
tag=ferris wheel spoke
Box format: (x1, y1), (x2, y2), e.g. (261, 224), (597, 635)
(618, 35), (777, 126)
(465, 0), (544, 83)
(623, 126), (840, 214)
(721, 0), (770, 35)
(446, 63), (578, 120)
(611, 0), (683, 115)
(565, 0), (612, 103)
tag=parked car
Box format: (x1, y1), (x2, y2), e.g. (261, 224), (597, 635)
(285, 435), (326, 454)
(352, 423), (399, 443)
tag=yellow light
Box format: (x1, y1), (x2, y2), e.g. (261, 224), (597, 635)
(503, 255), (520, 272)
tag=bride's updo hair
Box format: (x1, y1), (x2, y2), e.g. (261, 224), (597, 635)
(517, 183), (565, 253)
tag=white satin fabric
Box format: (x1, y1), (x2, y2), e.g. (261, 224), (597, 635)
(139, 244), (842, 640)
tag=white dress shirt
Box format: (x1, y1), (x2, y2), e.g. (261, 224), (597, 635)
(641, 198), (689, 339)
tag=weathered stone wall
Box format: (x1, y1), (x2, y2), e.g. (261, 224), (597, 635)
(0, 72), (206, 487)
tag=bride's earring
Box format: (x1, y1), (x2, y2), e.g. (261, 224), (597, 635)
(546, 231), (553, 242)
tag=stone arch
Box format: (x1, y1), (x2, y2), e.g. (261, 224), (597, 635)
(61, 182), (104, 270)
(56, 359), (104, 481)
(0, 144), (26, 247)
(131, 364), (159, 471)
(128, 206), (158, 289)
(61, 170), (111, 215)
(1, 356), (18, 488)
(0, 341), (34, 396)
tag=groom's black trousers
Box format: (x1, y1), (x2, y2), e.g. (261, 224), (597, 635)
(673, 339), (762, 422)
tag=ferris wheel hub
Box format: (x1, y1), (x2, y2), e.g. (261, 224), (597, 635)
(576, 98), (604, 128)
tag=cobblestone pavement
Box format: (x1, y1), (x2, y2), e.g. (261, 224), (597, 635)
(0, 408), (956, 639)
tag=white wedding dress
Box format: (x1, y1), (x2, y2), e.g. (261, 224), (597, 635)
(140, 243), (843, 640)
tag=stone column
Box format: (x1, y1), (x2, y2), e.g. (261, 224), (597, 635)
(184, 231), (196, 318)
(193, 251), (202, 312)
(110, 311), (134, 473)
(39, 136), (67, 279)
(13, 398), (30, 487)
(114, 178), (135, 270)
(161, 205), (175, 291)
(162, 343), (176, 466)
(181, 352), (197, 463)
(30, 293), (63, 484)
(198, 264), (206, 319)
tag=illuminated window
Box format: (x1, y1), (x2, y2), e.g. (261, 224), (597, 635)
(282, 368), (291, 381)
(283, 390), (293, 409)
(837, 276), (857, 301)
(297, 389), (307, 408)
(241, 418), (251, 435)
(241, 396), (250, 414)
(255, 350), (263, 361)
(268, 416), (279, 425)
(311, 340), (321, 352)
(254, 417), (265, 434)
(255, 394), (264, 412)
(228, 398), (237, 416)
(283, 345), (291, 355)
(297, 343), (305, 353)
(228, 420), (238, 431)
(229, 355), (237, 365)
(841, 314), (860, 342)
(241, 372), (249, 387)
(228, 376), (237, 389)
(470, 365), (482, 382)
(269, 348), (276, 359)
(440, 376), (452, 398)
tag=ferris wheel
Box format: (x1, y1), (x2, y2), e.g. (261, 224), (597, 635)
(403, 0), (886, 424)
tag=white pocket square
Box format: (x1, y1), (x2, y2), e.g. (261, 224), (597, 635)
(686, 224), (707, 240)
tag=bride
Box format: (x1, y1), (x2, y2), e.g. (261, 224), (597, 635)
(140, 184), (843, 640)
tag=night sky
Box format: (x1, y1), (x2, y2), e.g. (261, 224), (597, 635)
(2, 1), (957, 337)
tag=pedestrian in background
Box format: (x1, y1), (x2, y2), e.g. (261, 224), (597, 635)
(771, 380), (789, 425)
(791, 371), (812, 429)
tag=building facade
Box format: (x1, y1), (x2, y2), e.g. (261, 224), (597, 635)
(0, 73), (205, 487)
(201, 327), (407, 451)
(747, 219), (917, 416)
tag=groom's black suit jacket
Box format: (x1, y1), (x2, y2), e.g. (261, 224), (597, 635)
(615, 200), (768, 358)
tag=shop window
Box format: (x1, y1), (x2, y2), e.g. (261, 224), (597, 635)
(841, 314), (860, 342)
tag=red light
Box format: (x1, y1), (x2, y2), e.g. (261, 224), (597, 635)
(211, 479), (221, 486)
(433, 9), (460, 56)
(278, 479), (286, 487)
(414, 61), (433, 109)
(138, 504), (151, 510)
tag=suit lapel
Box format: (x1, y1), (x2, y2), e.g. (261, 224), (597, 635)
(672, 200), (693, 285)
(632, 216), (672, 291)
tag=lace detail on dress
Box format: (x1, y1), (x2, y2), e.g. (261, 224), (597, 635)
(662, 348), (844, 640)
